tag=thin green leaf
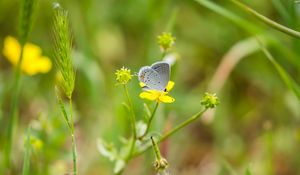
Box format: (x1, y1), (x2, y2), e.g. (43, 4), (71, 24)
(194, 0), (300, 69)
(230, 0), (300, 39)
(256, 37), (300, 101)
(194, 0), (259, 34)
(19, 0), (38, 45)
(22, 127), (31, 175)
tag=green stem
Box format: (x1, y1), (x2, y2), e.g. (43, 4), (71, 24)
(230, 0), (300, 39)
(123, 85), (137, 160)
(150, 136), (162, 160)
(5, 43), (25, 168)
(69, 98), (77, 175)
(159, 108), (207, 142)
(139, 102), (159, 140)
(160, 50), (167, 60)
(134, 108), (207, 157)
(22, 127), (31, 175)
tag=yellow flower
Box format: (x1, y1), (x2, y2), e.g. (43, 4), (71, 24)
(139, 81), (175, 103)
(2, 36), (52, 76)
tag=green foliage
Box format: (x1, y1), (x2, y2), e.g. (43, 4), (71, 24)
(231, 0), (300, 39)
(1, 0), (300, 174)
(4, 0), (39, 169)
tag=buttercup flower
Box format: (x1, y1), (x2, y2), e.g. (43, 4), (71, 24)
(2, 36), (52, 76)
(157, 32), (175, 52)
(115, 67), (132, 85)
(139, 81), (175, 103)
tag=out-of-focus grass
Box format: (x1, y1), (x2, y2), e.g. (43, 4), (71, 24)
(0, 0), (300, 174)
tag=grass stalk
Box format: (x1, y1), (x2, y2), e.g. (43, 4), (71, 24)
(4, 44), (24, 168)
(230, 0), (300, 39)
(123, 85), (137, 160)
(5, 0), (38, 168)
(53, 5), (77, 174)
(22, 127), (31, 175)
(69, 98), (77, 175)
(194, 0), (300, 67)
(194, 0), (300, 100)
(255, 37), (300, 100)
(56, 92), (77, 174)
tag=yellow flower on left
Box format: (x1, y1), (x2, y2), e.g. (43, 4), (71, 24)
(3, 36), (52, 76)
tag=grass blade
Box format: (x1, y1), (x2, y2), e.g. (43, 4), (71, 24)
(22, 127), (31, 175)
(256, 37), (300, 101)
(194, 0), (260, 34)
(230, 0), (300, 39)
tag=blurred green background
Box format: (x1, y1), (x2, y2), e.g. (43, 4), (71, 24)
(1, 0), (300, 174)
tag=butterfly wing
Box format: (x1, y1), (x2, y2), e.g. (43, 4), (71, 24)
(138, 66), (165, 91)
(151, 61), (170, 90)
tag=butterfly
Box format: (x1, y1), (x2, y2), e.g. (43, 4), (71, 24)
(138, 61), (170, 92)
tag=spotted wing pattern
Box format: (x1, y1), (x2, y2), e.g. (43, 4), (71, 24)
(138, 66), (165, 91)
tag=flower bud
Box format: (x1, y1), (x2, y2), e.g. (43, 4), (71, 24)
(201, 92), (220, 109)
(115, 67), (132, 85)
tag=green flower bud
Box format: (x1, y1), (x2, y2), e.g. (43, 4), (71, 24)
(201, 92), (220, 109)
(115, 67), (132, 85)
(157, 32), (175, 52)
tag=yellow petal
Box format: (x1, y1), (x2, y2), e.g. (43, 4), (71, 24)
(23, 43), (42, 62)
(139, 82), (146, 87)
(36, 56), (52, 73)
(166, 81), (175, 91)
(22, 57), (52, 75)
(159, 95), (175, 103)
(139, 91), (157, 101)
(3, 36), (21, 65)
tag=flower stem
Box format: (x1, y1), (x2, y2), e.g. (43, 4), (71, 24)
(139, 102), (159, 140)
(4, 44), (25, 168)
(161, 51), (167, 59)
(134, 108), (207, 157)
(123, 85), (137, 159)
(150, 136), (162, 160)
(159, 108), (207, 142)
(69, 98), (77, 175)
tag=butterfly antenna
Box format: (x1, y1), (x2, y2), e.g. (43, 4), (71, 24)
(133, 72), (139, 76)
